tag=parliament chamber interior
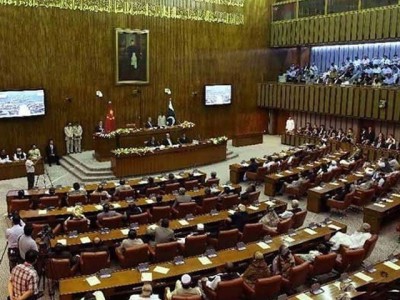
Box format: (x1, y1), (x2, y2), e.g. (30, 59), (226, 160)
(3, 0), (400, 299)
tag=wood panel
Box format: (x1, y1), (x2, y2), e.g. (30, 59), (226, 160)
(0, 1), (278, 154)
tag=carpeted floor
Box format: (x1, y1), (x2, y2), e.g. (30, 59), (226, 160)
(0, 135), (398, 299)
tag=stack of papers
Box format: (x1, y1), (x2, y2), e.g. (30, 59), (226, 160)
(178, 220), (189, 226)
(141, 272), (152, 282)
(354, 272), (373, 282)
(120, 229), (129, 235)
(57, 239), (67, 245)
(95, 205), (103, 210)
(304, 228), (317, 235)
(86, 276), (101, 286)
(80, 237), (91, 244)
(153, 266), (170, 274)
(384, 261), (400, 270)
(283, 236), (295, 243)
(198, 257), (212, 265)
(113, 203), (121, 208)
(38, 210), (47, 215)
(66, 207), (74, 212)
(296, 294), (313, 300)
(257, 242), (270, 250)
(328, 224), (341, 231)
(248, 206), (258, 211)
(373, 203), (386, 208)
(146, 199), (154, 204)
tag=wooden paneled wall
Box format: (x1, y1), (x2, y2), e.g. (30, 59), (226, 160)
(258, 83), (400, 122)
(271, 6), (400, 47)
(0, 0), (286, 155)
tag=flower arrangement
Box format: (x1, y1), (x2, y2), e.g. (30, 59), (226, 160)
(95, 128), (140, 139)
(209, 136), (228, 145)
(178, 121), (195, 129)
(112, 147), (154, 157)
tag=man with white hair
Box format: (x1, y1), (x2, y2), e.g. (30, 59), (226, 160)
(329, 223), (372, 251)
(327, 160), (339, 172)
(172, 187), (192, 208)
(279, 200), (301, 219)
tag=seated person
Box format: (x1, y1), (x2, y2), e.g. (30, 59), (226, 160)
(247, 158), (259, 173)
(146, 218), (175, 245)
(202, 262), (240, 290)
(81, 237), (109, 253)
(259, 206), (280, 230)
(177, 223), (206, 244)
(67, 182), (87, 196)
(279, 199), (301, 219)
(48, 242), (79, 267)
(92, 184), (111, 200)
(94, 121), (104, 133)
(178, 133), (191, 144)
(96, 203), (123, 223)
(0, 149), (11, 163)
(206, 171), (219, 185)
(218, 186), (232, 199)
(240, 184), (256, 202)
(162, 133), (174, 147)
(229, 204), (249, 231)
(242, 251), (271, 289)
(280, 173), (308, 194)
(272, 245), (295, 278)
(329, 223), (371, 251)
(130, 283), (160, 300)
(28, 144), (41, 160)
(327, 160), (339, 172)
(172, 187), (192, 208)
(146, 136), (159, 147)
(296, 243), (330, 262)
(145, 117), (154, 129)
(13, 147), (27, 161)
(166, 274), (202, 300)
(117, 229), (144, 252)
(64, 205), (90, 230)
(389, 156), (400, 170)
(80, 291), (106, 300)
(45, 139), (60, 166)
(263, 156), (275, 170)
(114, 179), (133, 198)
(331, 184), (353, 201)
(125, 203), (143, 220)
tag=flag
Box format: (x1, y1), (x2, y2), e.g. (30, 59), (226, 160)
(104, 101), (116, 133)
(166, 98), (176, 126)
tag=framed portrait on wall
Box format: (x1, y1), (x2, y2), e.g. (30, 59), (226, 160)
(115, 28), (149, 85)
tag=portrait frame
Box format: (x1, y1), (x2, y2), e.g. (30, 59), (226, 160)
(115, 28), (149, 85)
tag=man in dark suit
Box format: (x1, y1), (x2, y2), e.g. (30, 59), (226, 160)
(146, 136), (159, 147)
(178, 133), (191, 144)
(145, 117), (154, 129)
(367, 126), (375, 145)
(162, 133), (174, 146)
(94, 120), (104, 133)
(45, 139), (60, 166)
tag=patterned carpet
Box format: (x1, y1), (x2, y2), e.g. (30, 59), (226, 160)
(0, 135), (397, 299)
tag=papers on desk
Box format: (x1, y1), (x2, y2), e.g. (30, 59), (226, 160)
(384, 261), (400, 270)
(296, 294), (313, 300)
(392, 194), (400, 198)
(153, 266), (170, 274)
(331, 182), (340, 186)
(241, 163), (249, 167)
(283, 236), (295, 243)
(193, 172), (202, 177)
(257, 242), (271, 250)
(285, 170), (293, 174)
(138, 180), (148, 185)
(198, 257), (212, 265)
(328, 224), (341, 231)
(386, 199), (394, 203)
(38, 209), (47, 215)
(248, 205), (258, 211)
(265, 201), (275, 206)
(354, 272), (373, 282)
(210, 188), (220, 193)
(95, 205), (103, 210)
(339, 179), (348, 183)
(306, 164), (314, 167)
(304, 228), (317, 235)
(141, 272), (152, 282)
(175, 175), (183, 179)
(314, 186), (323, 190)
(80, 237), (91, 244)
(228, 209), (236, 215)
(66, 207), (74, 212)
(121, 229), (129, 235)
(355, 173), (364, 177)
(178, 220), (189, 226)
(112, 203), (121, 208)
(297, 167), (305, 170)
(158, 177), (167, 182)
(86, 276), (101, 286)
(276, 174), (284, 177)
(146, 199), (154, 204)
(57, 239), (67, 246)
(373, 203), (386, 208)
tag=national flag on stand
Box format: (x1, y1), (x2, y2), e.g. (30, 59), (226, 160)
(104, 101), (116, 133)
(166, 98), (176, 126)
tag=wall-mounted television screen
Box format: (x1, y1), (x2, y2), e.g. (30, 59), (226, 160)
(204, 84), (232, 106)
(0, 89), (45, 119)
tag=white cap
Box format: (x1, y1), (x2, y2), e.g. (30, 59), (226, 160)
(181, 274), (191, 285)
(197, 223), (204, 231)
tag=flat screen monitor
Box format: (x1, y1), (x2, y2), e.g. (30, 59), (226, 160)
(0, 89), (46, 119)
(204, 84), (232, 106)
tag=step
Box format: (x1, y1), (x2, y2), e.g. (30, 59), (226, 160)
(60, 157), (112, 176)
(60, 164), (116, 182)
(65, 153), (111, 172)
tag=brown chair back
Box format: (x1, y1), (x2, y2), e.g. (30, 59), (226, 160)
(172, 295), (202, 300)
(67, 194), (87, 206)
(287, 261), (309, 289)
(89, 194), (106, 204)
(219, 194), (239, 210)
(184, 179), (199, 191)
(291, 210), (307, 229)
(146, 186), (161, 197)
(32, 223), (50, 239)
(100, 215), (124, 229)
(174, 202), (197, 219)
(247, 191), (261, 203)
(216, 229), (240, 250)
(277, 218), (293, 234)
(154, 241), (180, 263)
(198, 197), (218, 214)
(65, 218), (89, 233)
(253, 275), (282, 300)
(363, 234), (378, 259)
(310, 253), (337, 276)
(129, 212), (150, 225)
(80, 251), (110, 275)
(150, 206), (172, 223)
(46, 258), (74, 280)
(256, 167), (268, 181)
(205, 178), (220, 187)
(116, 189), (135, 200)
(39, 196), (60, 208)
(214, 277), (244, 300)
(164, 182), (181, 194)
(337, 248), (366, 272)
(183, 234), (208, 257)
(117, 244), (150, 268)
(241, 223), (264, 244)
(10, 199), (31, 212)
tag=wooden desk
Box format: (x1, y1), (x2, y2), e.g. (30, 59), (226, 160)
(364, 194), (400, 234)
(232, 132), (263, 147)
(50, 200), (287, 248)
(289, 258), (400, 299)
(111, 142), (227, 178)
(0, 159), (44, 180)
(307, 173), (365, 213)
(263, 151), (348, 197)
(59, 221), (347, 300)
(93, 125), (193, 161)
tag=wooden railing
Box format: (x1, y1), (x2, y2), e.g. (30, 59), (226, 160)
(258, 83), (400, 122)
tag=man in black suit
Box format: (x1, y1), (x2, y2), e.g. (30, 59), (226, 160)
(162, 133), (174, 146)
(178, 133), (191, 144)
(146, 136), (159, 147)
(45, 139), (60, 166)
(367, 126), (375, 145)
(145, 117), (154, 129)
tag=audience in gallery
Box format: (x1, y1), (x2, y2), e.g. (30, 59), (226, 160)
(283, 53), (400, 86)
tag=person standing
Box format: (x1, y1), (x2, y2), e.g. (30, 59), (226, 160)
(73, 122), (83, 153)
(6, 214), (25, 271)
(64, 122), (74, 154)
(18, 224), (38, 261)
(45, 139), (60, 166)
(285, 116), (295, 134)
(25, 158), (36, 190)
(8, 249), (39, 300)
